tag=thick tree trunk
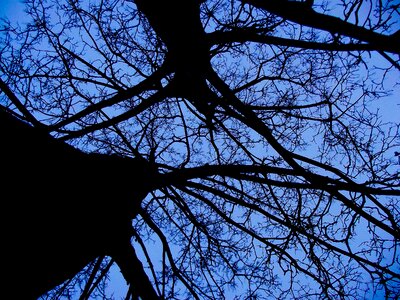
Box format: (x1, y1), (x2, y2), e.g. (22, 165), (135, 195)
(0, 108), (150, 299)
(134, 0), (215, 127)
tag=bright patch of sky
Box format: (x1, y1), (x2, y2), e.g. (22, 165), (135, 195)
(0, 0), (25, 22)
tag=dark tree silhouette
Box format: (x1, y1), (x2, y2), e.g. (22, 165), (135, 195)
(0, 0), (399, 299)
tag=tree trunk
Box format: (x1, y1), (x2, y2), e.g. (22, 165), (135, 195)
(0, 108), (150, 299)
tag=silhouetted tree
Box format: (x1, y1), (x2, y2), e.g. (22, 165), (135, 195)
(1, 0), (399, 299)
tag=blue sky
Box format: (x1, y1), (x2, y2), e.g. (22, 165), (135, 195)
(0, 0), (12, 16)
(0, 0), (25, 23)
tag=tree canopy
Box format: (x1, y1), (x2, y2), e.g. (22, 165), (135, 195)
(0, 0), (399, 299)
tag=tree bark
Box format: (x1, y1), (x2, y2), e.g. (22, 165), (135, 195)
(0, 107), (151, 299)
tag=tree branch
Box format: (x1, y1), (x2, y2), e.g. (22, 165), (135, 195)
(208, 29), (395, 53)
(241, 0), (400, 54)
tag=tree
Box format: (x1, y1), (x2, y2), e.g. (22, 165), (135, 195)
(0, 0), (399, 299)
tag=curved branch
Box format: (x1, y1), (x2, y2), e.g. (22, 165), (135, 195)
(208, 29), (396, 53)
(110, 239), (161, 300)
(241, 0), (400, 54)
(59, 87), (168, 141)
(51, 65), (169, 131)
